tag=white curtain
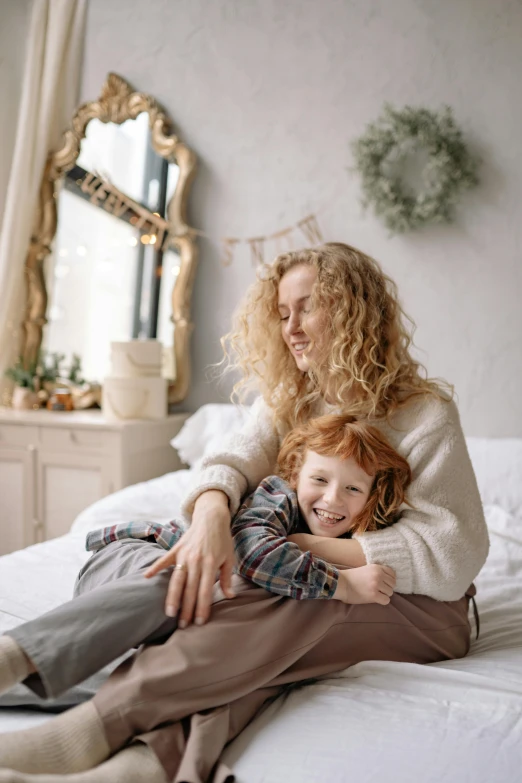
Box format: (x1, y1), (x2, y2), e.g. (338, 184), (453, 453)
(0, 1), (31, 231)
(0, 0), (87, 399)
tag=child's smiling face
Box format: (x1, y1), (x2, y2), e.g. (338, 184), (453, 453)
(296, 450), (374, 538)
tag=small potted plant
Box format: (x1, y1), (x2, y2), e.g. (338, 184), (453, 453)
(5, 351), (99, 411)
(4, 357), (41, 410)
(5, 351), (66, 410)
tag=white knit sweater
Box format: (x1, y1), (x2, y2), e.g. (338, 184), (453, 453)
(181, 394), (489, 601)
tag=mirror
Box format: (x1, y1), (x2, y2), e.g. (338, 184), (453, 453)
(21, 73), (198, 403)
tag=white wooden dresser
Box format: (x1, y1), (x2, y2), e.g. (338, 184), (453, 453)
(0, 408), (188, 555)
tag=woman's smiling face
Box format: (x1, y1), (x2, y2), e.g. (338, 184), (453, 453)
(277, 264), (327, 372)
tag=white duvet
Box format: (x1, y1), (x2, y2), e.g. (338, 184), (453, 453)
(1, 443), (522, 781)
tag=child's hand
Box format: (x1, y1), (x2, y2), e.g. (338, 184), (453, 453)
(334, 565), (396, 606)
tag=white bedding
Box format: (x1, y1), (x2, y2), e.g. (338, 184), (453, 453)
(1, 436), (521, 781)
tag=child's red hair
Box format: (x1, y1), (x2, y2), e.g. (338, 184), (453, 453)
(276, 414), (412, 535)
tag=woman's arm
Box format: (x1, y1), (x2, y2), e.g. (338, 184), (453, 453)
(147, 398), (281, 627)
(287, 533), (367, 568)
(352, 397), (490, 601)
(180, 397), (281, 521)
(145, 489), (236, 626)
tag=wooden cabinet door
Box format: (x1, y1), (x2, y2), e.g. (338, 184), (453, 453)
(36, 451), (112, 542)
(0, 447), (36, 555)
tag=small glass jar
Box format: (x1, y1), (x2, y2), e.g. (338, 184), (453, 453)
(46, 388), (74, 412)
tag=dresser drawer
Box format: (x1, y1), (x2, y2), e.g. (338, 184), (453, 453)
(39, 426), (117, 454)
(0, 423), (39, 449)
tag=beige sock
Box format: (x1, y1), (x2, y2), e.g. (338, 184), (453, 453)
(0, 743), (167, 783)
(0, 635), (30, 694)
(0, 700), (110, 774)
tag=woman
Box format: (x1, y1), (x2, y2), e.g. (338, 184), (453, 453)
(0, 243), (489, 783)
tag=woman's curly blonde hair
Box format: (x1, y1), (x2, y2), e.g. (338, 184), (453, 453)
(221, 242), (452, 431)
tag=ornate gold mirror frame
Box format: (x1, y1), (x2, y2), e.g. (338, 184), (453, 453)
(21, 72), (198, 404)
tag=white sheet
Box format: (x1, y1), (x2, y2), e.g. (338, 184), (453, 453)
(1, 475), (521, 782)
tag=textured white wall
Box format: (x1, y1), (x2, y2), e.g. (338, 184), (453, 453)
(80, 0), (522, 435)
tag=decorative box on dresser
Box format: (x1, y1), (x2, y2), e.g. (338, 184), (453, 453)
(0, 408), (188, 555)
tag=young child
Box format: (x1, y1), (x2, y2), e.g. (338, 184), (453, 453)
(231, 414), (410, 605)
(0, 414), (410, 706)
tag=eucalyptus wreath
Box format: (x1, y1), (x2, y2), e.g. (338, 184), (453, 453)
(352, 104), (479, 233)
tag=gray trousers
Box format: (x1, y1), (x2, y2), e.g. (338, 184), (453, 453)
(7, 539), (177, 700)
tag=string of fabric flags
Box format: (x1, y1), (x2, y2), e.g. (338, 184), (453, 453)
(191, 182), (344, 267)
(216, 213), (324, 267)
(74, 168), (339, 268)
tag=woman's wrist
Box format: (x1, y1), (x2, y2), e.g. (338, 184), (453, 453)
(194, 489), (229, 510)
(192, 489), (231, 526)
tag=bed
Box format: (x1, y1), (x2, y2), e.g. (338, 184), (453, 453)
(1, 405), (521, 782)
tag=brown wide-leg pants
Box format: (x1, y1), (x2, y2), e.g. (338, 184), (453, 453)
(93, 576), (476, 783)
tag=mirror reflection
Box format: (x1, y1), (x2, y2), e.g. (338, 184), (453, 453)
(43, 112), (180, 382)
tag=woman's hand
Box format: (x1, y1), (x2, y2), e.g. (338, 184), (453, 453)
(144, 490), (236, 627)
(334, 565), (396, 606)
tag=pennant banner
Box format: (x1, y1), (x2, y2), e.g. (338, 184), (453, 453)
(70, 169), (334, 269)
(247, 237), (266, 267)
(77, 170), (176, 252)
(270, 227), (294, 255)
(221, 238), (240, 267)
(297, 214), (323, 245)
(215, 212), (324, 268)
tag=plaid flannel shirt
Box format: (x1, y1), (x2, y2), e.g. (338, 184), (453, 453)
(86, 475), (339, 600)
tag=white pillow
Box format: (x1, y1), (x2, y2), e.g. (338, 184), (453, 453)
(171, 404), (251, 467)
(466, 437), (522, 515)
